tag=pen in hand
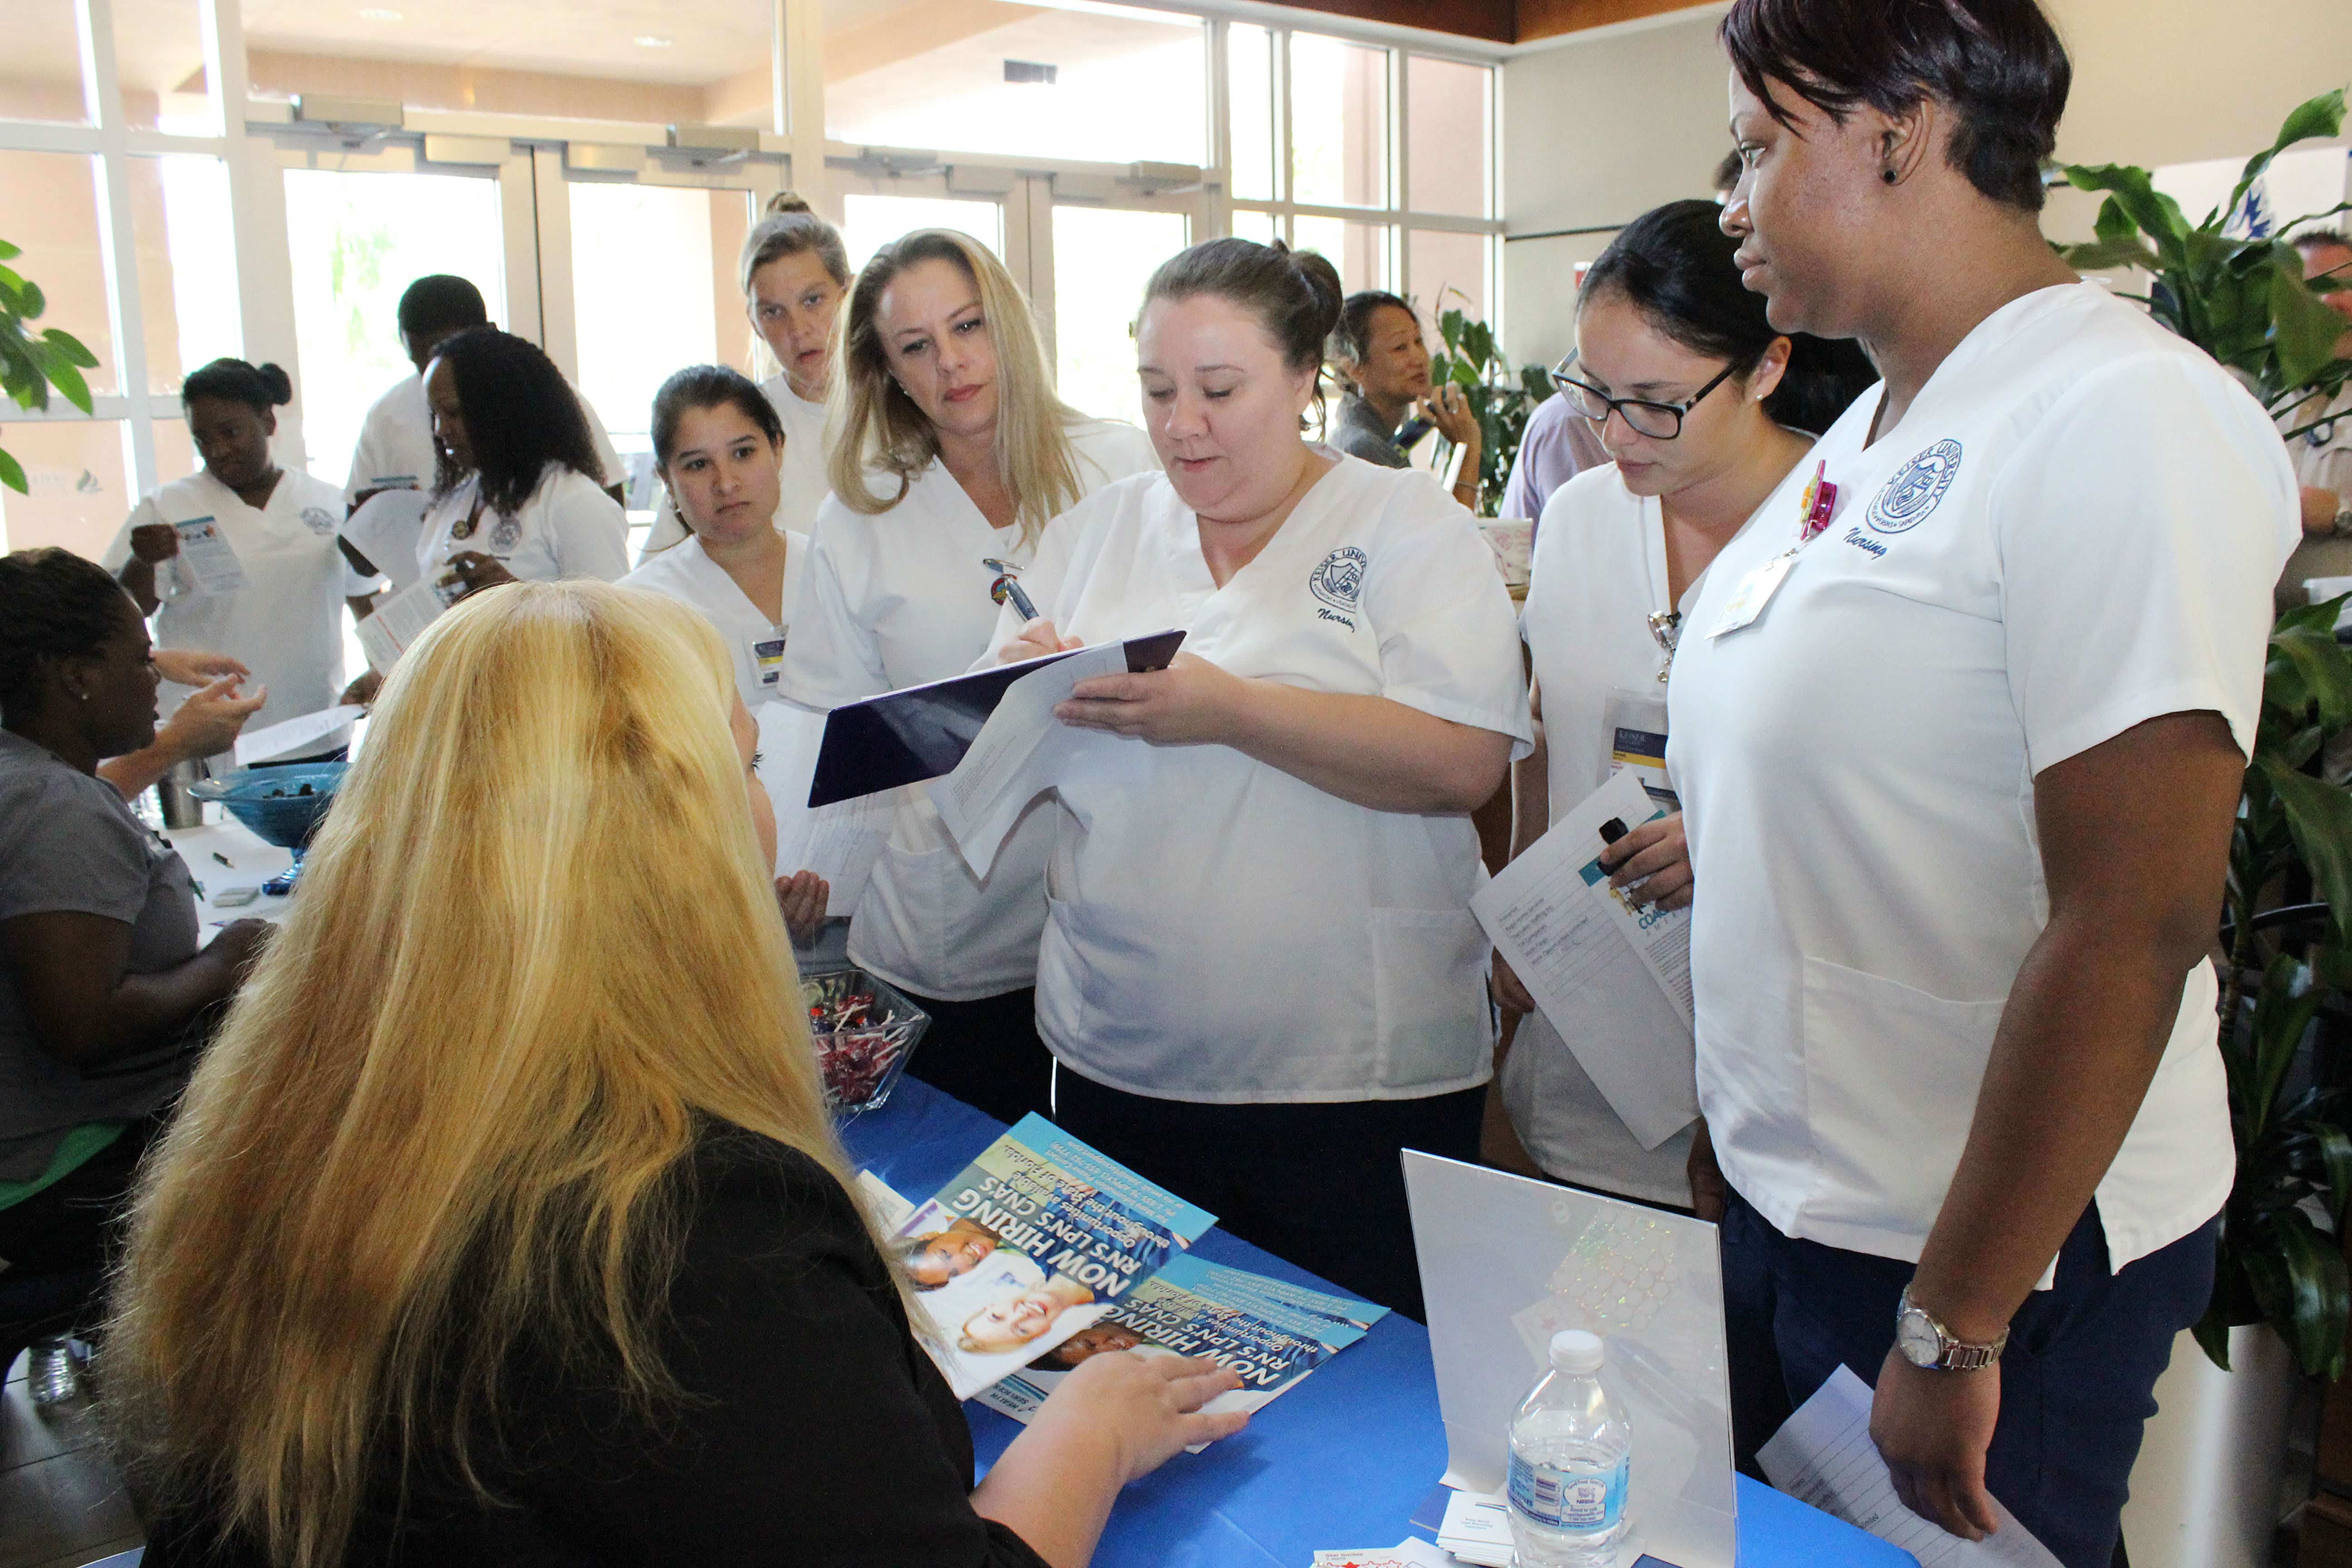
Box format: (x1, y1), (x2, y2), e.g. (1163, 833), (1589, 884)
(985, 558), (1039, 622)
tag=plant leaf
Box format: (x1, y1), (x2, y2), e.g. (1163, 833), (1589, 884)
(41, 354), (91, 414)
(2269, 621), (2352, 730)
(2251, 1206), (2350, 1377)
(0, 239), (21, 261)
(17, 279), (43, 320)
(2229, 89), (2349, 226)
(2059, 238), (2161, 273)
(2063, 163), (2191, 268)
(0, 446), (23, 495)
(2261, 758), (2352, 942)
(39, 327), (97, 369)
(2273, 263), (2350, 391)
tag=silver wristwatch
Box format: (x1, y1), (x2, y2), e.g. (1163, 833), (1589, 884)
(1894, 1284), (2008, 1372)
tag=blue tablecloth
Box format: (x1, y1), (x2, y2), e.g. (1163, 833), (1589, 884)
(843, 1078), (1915, 1568)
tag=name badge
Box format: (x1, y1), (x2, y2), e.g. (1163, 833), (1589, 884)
(1708, 551), (1795, 639)
(1603, 688), (1676, 808)
(749, 632), (786, 688)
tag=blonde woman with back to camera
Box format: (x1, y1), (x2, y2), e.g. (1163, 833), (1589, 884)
(108, 581), (1245, 1568)
(779, 228), (1156, 1127)
(639, 193), (852, 561)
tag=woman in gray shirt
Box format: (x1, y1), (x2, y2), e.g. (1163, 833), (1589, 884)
(0, 548), (268, 1334)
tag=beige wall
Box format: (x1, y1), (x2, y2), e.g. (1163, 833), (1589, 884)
(1500, 0), (2352, 367)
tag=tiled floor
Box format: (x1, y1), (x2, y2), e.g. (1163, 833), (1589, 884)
(0, 1351), (144, 1568)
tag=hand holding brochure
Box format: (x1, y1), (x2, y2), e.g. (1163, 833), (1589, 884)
(892, 1113), (1216, 1400)
(353, 573), (462, 675)
(1471, 769), (1697, 1149)
(975, 1253), (1389, 1446)
(756, 701), (894, 917)
(233, 704), (364, 766)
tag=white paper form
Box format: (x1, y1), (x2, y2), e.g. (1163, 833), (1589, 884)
(171, 518), (248, 595)
(1311, 1539), (1455, 1568)
(928, 642), (1146, 876)
(1471, 768), (1697, 1149)
(234, 704), (364, 766)
(354, 573), (461, 675)
(1758, 1366), (2063, 1568)
(758, 700), (894, 916)
(342, 487), (431, 581)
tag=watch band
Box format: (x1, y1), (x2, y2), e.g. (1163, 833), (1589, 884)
(1898, 1284), (2009, 1372)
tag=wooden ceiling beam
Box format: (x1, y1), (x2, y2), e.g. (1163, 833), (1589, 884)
(1251, 0), (1714, 46)
(1513, 0), (1716, 43)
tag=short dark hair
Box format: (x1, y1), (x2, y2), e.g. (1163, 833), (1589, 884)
(397, 274), (490, 338)
(1720, 0), (2070, 212)
(651, 365), (785, 467)
(0, 547), (131, 720)
(2293, 230), (2351, 255)
(428, 326), (604, 513)
(181, 358), (292, 413)
(1142, 238), (1343, 377)
(1336, 289), (1414, 365)
(1581, 199), (1879, 436)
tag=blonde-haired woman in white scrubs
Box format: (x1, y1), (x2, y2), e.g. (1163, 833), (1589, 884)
(108, 358), (358, 761)
(778, 229), (1154, 1127)
(992, 237), (1530, 1319)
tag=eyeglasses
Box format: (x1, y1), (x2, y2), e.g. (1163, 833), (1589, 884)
(1549, 351), (1738, 441)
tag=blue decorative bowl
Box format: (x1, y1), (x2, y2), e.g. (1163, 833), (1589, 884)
(189, 761), (349, 853)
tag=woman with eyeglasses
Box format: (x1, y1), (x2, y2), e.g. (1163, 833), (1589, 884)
(1489, 200), (1874, 1210)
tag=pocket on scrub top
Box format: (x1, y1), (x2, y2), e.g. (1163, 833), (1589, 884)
(1797, 956), (2007, 1235)
(1370, 907), (1493, 1092)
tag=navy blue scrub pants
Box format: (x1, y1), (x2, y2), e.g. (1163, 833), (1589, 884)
(1721, 1186), (2217, 1568)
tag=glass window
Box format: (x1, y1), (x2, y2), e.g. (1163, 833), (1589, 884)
(2, 0), (90, 124)
(828, 4), (1204, 168)
(1408, 230), (1489, 328)
(841, 194), (1005, 274)
(1293, 215), (1389, 296)
(2, 151), (121, 398)
(1406, 56), (1489, 219)
(1289, 34), (1387, 210)
(1053, 206), (1187, 426)
(1229, 209), (1279, 247)
(0, 420), (132, 560)
(282, 167), (507, 488)
(118, 0), (210, 132)
(130, 155), (242, 396)
(1227, 23), (1275, 202)
(570, 183), (747, 507)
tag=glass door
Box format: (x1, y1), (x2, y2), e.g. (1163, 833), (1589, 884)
(1051, 205), (1189, 426)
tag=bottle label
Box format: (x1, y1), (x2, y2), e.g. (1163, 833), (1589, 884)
(1508, 1450), (1628, 1531)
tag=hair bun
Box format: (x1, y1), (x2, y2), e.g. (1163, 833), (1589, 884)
(766, 191), (814, 217)
(1287, 248), (1344, 344)
(257, 362), (294, 407)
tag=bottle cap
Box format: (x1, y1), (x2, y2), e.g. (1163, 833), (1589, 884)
(1549, 1329), (1604, 1374)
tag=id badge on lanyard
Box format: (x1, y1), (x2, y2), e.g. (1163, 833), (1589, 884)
(748, 630), (786, 690)
(1604, 688), (1676, 809)
(1708, 459), (1839, 640)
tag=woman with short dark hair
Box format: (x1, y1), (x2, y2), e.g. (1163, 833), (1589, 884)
(1329, 289), (1482, 508)
(1673, 0), (2302, 1556)
(416, 327), (629, 597)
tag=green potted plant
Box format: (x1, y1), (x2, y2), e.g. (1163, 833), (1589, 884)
(1424, 290), (1556, 518)
(0, 237), (101, 495)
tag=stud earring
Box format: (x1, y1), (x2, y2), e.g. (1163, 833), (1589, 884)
(1882, 167), (1899, 185)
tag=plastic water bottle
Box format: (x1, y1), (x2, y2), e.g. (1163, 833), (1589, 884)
(26, 1335), (83, 1408)
(1507, 1329), (1630, 1567)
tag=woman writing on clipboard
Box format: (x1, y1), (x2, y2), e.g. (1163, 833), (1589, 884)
(990, 239), (1530, 1318)
(1680, 0), (2298, 1555)
(778, 230), (1155, 1127)
(1489, 201), (1873, 1210)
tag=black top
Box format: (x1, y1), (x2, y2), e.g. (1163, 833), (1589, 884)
(142, 1129), (1053, 1567)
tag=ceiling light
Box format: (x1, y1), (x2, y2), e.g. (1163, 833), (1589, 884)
(358, 7), (402, 18)
(634, 34), (672, 46)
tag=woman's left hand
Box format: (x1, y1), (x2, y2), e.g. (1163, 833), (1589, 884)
(441, 551), (520, 599)
(1599, 811), (1693, 911)
(1056, 653), (1247, 745)
(775, 870), (830, 948)
(152, 648), (251, 687)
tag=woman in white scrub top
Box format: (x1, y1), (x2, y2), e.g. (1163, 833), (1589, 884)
(106, 359), (359, 758)
(991, 239), (1529, 1317)
(414, 327), (630, 598)
(1493, 201), (1875, 1209)
(638, 194), (849, 563)
(779, 229), (1155, 1128)
(1685, 1), (2300, 1556)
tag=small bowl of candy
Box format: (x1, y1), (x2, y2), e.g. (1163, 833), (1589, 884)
(190, 761), (349, 893)
(803, 967), (930, 1118)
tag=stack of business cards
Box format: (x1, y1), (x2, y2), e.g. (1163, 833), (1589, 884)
(1435, 1489), (1515, 1567)
(1309, 1542), (1453, 1568)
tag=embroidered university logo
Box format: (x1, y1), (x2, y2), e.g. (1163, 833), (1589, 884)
(1309, 546), (1367, 611)
(489, 514), (523, 552)
(1866, 439), (1963, 534)
(299, 506), (337, 535)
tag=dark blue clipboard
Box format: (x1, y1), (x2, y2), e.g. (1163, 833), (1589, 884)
(807, 628), (1186, 808)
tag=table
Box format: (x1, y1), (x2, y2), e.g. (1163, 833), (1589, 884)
(844, 1078), (1914, 1568)
(157, 819), (296, 927)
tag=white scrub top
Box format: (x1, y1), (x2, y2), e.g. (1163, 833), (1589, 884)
(618, 530), (808, 711)
(779, 417), (1158, 1000)
(1669, 282), (2298, 1273)
(2279, 385), (2352, 608)
(343, 371), (625, 507)
(637, 375), (831, 561)
(415, 464), (630, 587)
(1001, 451), (1533, 1104)
(1504, 463), (1749, 1202)
(103, 466), (356, 742)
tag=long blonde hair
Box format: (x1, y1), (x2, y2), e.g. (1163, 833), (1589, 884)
(828, 228), (1086, 549)
(106, 581), (856, 1568)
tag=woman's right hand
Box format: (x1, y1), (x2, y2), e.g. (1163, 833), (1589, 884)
(1035, 1351), (1249, 1483)
(1491, 952), (1536, 1015)
(156, 675), (267, 763)
(205, 918), (274, 980)
(130, 522), (181, 563)
(774, 870), (830, 948)
(1002, 618), (1082, 664)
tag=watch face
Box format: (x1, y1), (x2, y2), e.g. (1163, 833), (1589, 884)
(1896, 1308), (1943, 1368)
